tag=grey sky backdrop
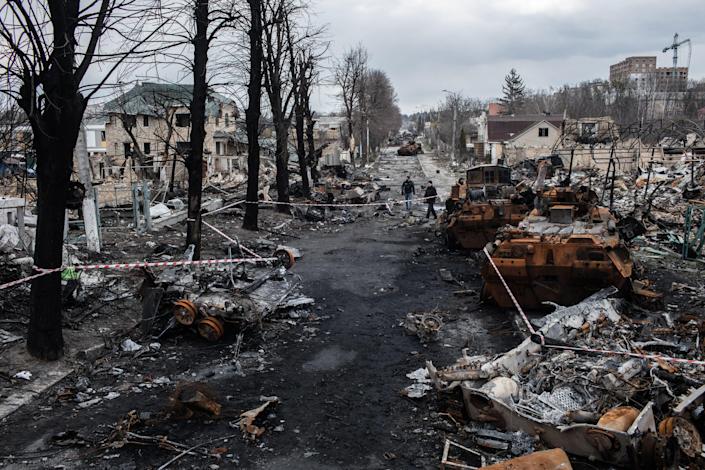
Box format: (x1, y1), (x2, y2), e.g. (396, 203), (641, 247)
(311, 0), (704, 115)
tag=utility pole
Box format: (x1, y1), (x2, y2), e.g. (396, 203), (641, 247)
(366, 116), (370, 163)
(443, 89), (459, 166)
(451, 105), (457, 166)
(74, 126), (101, 253)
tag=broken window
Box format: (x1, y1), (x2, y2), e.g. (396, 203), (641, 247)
(581, 123), (596, 137)
(176, 141), (191, 155)
(176, 114), (190, 128)
(215, 141), (221, 155)
(123, 143), (131, 157)
(467, 168), (483, 184)
(143, 142), (151, 154)
(123, 115), (136, 128)
(143, 115), (149, 127)
(100, 131), (106, 142)
(538, 128), (549, 137)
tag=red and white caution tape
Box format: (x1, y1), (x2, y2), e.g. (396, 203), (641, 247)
(481, 248), (705, 366)
(0, 269), (64, 291)
(483, 247), (538, 336)
(69, 257), (278, 271)
(245, 194), (442, 209)
(0, 256), (278, 292)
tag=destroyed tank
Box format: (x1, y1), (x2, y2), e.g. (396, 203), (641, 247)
(443, 164), (529, 250)
(397, 141), (423, 156)
(481, 204), (633, 309)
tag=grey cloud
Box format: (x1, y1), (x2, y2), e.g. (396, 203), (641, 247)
(313, 0), (704, 112)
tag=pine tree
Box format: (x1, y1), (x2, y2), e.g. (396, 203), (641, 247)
(500, 68), (526, 114)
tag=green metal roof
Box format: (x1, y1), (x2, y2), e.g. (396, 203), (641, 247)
(104, 82), (237, 118)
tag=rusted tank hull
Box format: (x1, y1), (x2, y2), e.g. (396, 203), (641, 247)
(397, 143), (422, 156)
(446, 201), (528, 250)
(481, 241), (632, 309)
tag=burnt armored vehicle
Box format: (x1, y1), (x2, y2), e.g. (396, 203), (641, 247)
(442, 164), (530, 250)
(397, 141), (423, 156)
(481, 203), (633, 309)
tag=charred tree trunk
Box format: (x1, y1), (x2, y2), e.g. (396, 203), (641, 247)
(28, 100), (83, 360)
(274, 120), (290, 212)
(294, 97), (310, 198)
(185, 0), (210, 261)
(20, 5), (90, 360)
(243, 0), (263, 231)
(306, 114), (318, 183)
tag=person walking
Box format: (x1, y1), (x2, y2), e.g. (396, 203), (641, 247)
(424, 180), (438, 219)
(401, 175), (415, 212)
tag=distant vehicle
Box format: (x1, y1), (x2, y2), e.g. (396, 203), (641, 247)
(397, 141), (423, 156)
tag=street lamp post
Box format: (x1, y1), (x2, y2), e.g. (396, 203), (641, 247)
(442, 89), (458, 166)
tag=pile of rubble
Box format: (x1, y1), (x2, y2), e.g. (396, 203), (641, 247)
(427, 288), (705, 468)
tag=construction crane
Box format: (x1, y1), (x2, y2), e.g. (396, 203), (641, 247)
(662, 32), (691, 75)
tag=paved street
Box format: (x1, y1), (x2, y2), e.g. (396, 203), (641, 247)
(0, 154), (518, 469)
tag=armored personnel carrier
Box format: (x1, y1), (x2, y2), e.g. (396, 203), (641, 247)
(442, 164), (529, 250)
(481, 204), (633, 309)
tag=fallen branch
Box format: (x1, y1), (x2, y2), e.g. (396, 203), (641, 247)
(156, 433), (240, 470)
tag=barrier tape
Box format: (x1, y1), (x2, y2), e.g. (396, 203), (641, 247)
(480, 248), (705, 366)
(482, 247), (538, 337)
(0, 256), (279, 292)
(243, 194), (443, 209)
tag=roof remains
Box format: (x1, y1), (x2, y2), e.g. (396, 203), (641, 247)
(104, 82), (237, 118)
(487, 114), (563, 142)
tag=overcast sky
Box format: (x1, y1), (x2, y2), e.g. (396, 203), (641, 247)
(311, 0), (704, 114)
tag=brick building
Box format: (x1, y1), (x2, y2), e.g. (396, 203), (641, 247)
(609, 56), (688, 91)
(103, 82), (239, 183)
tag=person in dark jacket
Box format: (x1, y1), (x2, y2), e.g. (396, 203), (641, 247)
(424, 181), (438, 219)
(401, 176), (415, 211)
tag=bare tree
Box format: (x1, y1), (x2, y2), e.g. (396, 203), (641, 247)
(261, 0), (318, 211)
(154, 1), (242, 259)
(0, 0), (163, 360)
(291, 51), (313, 197)
(243, 0), (264, 230)
(334, 45), (367, 168)
(432, 92), (482, 157)
(290, 34), (326, 197)
(261, 0), (296, 212)
(358, 69), (401, 158)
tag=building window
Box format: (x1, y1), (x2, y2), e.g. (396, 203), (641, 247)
(100, 131), (106, 142)
(143, 115), (149, 127)
(581, 123), (596, 137)
(123, 143), (131, 157)
(215, 141), (222, 155)
(176, 141), (191, 155)
(225, 114), (229, 126)
(176, 114), (190, 127)
(538, 127), (549, 137)
(143, 142), (151, 154)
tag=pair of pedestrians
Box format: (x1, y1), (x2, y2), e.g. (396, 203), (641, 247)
(401, 176), (437, 218)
